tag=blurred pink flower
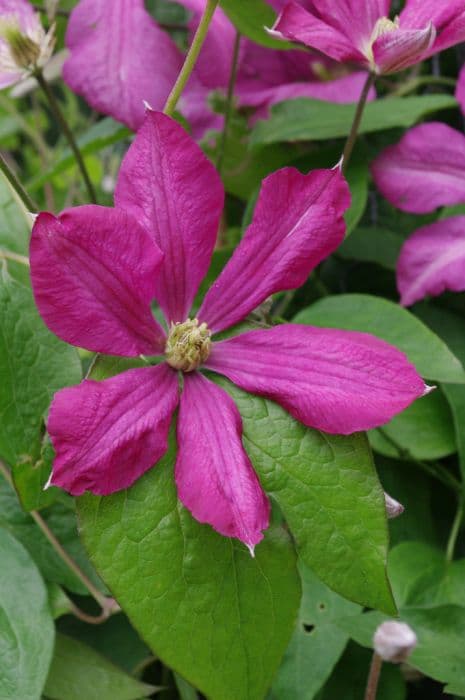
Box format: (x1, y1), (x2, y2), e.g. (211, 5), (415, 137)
(62, 0), (183, 131)
(273, 0), (465, 75)
(0, 0), (54, 87)
(30, 112), (427, 550)
(371, 122), (465, 213)
(397, 217), (465, 306)
(63, 0), (374, 136)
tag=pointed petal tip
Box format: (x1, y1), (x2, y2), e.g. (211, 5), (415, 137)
(265, 25), (283, 39)
(43, 473), (53, 491)
(333, 154), (344, 171)
(246, 543), (256, 558)
(143, 100), (154, 112)
(423, 383), (436, 396)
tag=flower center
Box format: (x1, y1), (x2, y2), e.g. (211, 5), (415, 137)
(364, 15), (400, 70)
(0, 21), (41, 69)
(165, 318), (212, 372)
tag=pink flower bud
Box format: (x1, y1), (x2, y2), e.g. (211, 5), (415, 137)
(384, 492), (404, 519)
(373, 621), (417, 663)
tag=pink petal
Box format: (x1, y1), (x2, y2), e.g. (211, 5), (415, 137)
(205, 325), (427, 435)
(30, 206), (166, 356)
(198, 168), (350, 333)
(176, 372), (270, 552)
(272, 2), (367, 66)
(371, 122), (465, 214)
(309, 0), (390, 51)
(400, 0), (465, 55)
(372, 24), (435, 74)
(456, 64), (465, 116)
(63, 0), (183, 131)
(400, 0), (465, 29)
(115, 111), (224, 323)
(48, 364), (179, 496)
(397, 216), (465, 306)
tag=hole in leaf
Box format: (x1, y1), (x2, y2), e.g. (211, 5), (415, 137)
(318, 603), (326, 611)
(303, 623), (314, 634)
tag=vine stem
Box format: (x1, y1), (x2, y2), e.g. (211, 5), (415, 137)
(446, 501), (463, 562)
(0, 152), (37, 212)
(34, 69), (97, 203)
(0, 461), (112, 615)
(216, 30), (241, 175)
(164, 0), (219, 117)
(0, 249), (30, 266)
(364, 653), (383, 700)
(341, 72), (375, 173)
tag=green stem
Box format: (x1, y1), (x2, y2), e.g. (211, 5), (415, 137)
(164, 0), (219, 117)
(364, 653), (383, 700)
(216, 30), (241, 175)
(0, 461), (110, 613)
(0, 151), (37, 212)
(377, 427), (461, 494)
(341, 72), (375, 173)
(446, 501), (463, 562)
(34, 69), (97, 203)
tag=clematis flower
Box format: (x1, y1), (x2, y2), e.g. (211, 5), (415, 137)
(371, 122), (465, 214)
(63, 0), (374, 137)
(0, 0), (55, 88)
(62, 0), (183, 132)
(30, 111), (427, 552)
(397, 216), (465, 306)
(272, 0), (465, 75)
(178, 0), (375, 138)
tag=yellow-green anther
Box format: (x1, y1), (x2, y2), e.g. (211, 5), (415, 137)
(3, 25), (40, 69)
(165, 318), (212, 372)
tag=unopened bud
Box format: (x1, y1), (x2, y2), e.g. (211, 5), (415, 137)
(373, 621), (417, 663)
(384, 492), (404, 519)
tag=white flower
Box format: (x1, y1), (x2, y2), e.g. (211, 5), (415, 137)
(0, 3), (54, 87)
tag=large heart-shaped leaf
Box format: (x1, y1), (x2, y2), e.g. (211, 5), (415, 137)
(215, 377), (395, 614)
(77, 436), (300, 700)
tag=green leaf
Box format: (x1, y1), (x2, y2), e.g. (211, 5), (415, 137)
(344, 159), (368, 235)
(174, 673), (198, 700)
(0, 171), (31, 284)
(251, 94), (457, 145)
(47, 583), (74, 619)
(219, 0), (294, 49)
(215, 377), (396, 614)
(270, 562), (361, 700)
(27, 118), (130, 192)
(338, 606), (465, 697)
(388, 541), (465, 610)
(44, 634), (155, 700)
(293, 294), (465, 384)
(369, 389), (456, 461)
(337, 226), (403, 270)
(0, 272), (81, 502)
(0, 476), (103, 595)
(0, 526), (55, 700)
(77, 435), (301, 700)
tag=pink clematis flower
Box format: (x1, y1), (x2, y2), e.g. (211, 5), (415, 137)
(30, 112), (427, 552)
(371, 122), (465, 214)
(178, 0), (375, 138)
(272, 0), (465, 75)
(397, 217), (465, 306)
(0, 0), (55, 87)
(62, 0), (183, 132)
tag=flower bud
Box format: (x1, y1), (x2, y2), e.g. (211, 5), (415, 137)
(384, 491), (404, 519)
(373, 621), (417, 663)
